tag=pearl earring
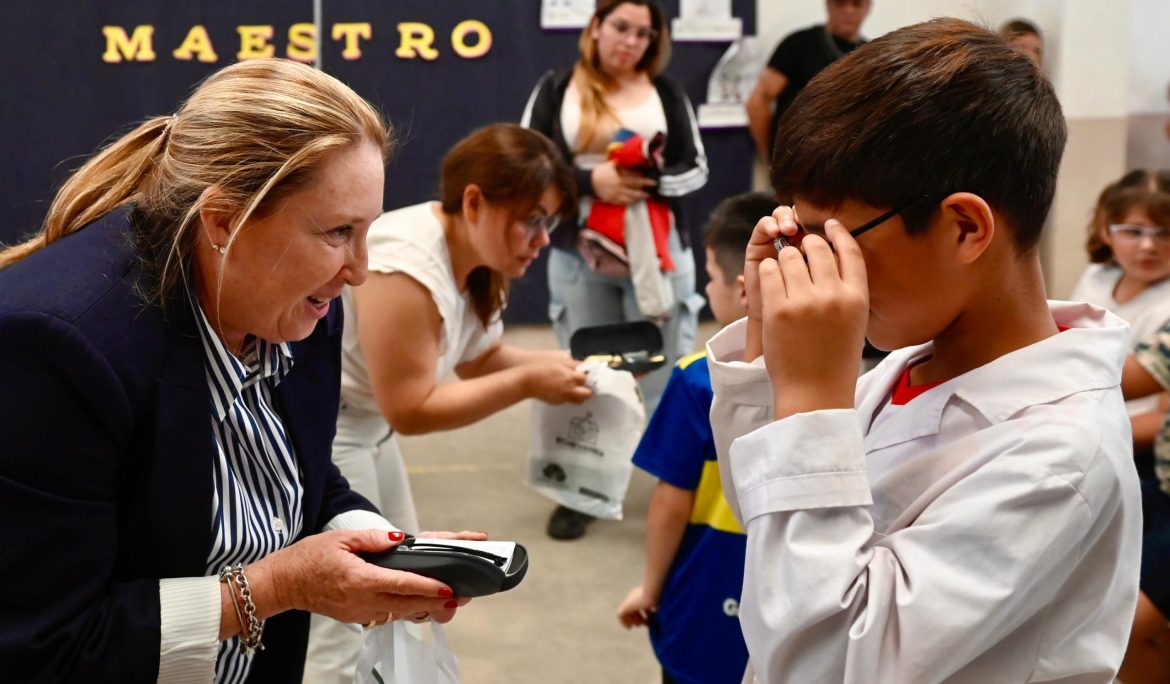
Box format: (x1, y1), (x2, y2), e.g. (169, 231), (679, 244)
(211, 243), (226, 255)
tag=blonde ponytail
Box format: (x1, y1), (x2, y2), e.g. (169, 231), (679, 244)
(0, 116), (170, 269)
(1, 59), (390, 309)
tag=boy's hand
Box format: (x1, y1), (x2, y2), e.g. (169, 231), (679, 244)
(760, 220), (868, 420)
(743, 207), (799, 361)
(616, 585), (657, 628)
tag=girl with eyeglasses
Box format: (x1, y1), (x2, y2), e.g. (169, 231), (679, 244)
(1073, 170), (1170, 449)
(1079, 169), (1170, 684)
(304, 123), (591, 682)
(522, 0), (708, 540)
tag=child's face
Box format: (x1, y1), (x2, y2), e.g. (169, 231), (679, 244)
(704, 247), (747, 327)
(1101, 208), (1170, 287)
(793, 197), (962, 351)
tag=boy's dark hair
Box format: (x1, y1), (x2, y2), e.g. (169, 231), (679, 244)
(771, 18), (1066, 251)
(703, 192), (780, 283)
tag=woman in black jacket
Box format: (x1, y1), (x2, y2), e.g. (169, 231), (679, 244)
(521, 0), (708, 539)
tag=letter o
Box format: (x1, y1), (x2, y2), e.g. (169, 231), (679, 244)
(451, 19), (491, 59)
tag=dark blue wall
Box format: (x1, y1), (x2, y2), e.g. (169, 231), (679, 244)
(1, 1), (756, 322)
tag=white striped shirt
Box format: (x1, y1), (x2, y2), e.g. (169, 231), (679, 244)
(191, 301), (303, 684)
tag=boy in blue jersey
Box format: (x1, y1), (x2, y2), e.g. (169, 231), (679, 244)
(617, 192), (779, 684)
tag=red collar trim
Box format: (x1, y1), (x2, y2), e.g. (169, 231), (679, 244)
(889, 325), (1070, 406)
(890, 362), (941, 405)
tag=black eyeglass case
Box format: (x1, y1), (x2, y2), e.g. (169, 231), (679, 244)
(570, 321), (666, 374)
(362, 537), (529, 598)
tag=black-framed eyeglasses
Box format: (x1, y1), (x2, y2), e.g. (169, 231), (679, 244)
(522, 213), (561, 240)
(775, 194), (943, 251)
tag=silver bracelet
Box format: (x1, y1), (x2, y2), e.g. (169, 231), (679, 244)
(219, 568), (248, 639)
(219, 564), (265, 655)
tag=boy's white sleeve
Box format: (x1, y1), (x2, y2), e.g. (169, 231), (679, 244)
(730, 412), (1109, 683)
(706, 318), (776, 526)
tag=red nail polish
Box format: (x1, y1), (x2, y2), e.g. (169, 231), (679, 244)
(445, 600), (458, 609)
(438, 588), (453, 598)
(388, 531), (404, 541)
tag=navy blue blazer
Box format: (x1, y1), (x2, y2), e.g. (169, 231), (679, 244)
(0, 208), (374, 682)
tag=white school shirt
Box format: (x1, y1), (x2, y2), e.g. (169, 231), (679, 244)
(706, 301), (1141, 684)
(1070, 262), (1170, 414)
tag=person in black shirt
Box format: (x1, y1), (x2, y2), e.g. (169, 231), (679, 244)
(746, 0), (871, 162)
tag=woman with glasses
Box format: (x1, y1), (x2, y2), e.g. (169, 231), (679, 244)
(304, 123), (590, 683)
(521, 0), (708, 540)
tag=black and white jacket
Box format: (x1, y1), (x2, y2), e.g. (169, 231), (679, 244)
(521, 68), (708, 250)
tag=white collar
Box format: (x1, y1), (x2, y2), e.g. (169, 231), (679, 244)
(858, 301), (1130, 446)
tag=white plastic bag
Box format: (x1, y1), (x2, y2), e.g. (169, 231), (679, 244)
(353, 621), (459, 684)
(527, 361), (646, 520)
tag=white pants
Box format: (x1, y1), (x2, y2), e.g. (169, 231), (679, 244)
(303, 406), (420, 684)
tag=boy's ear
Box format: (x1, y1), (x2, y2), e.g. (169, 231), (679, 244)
(736, 273), (748, 309)
(939, 192), (995, 264)
(463, 184), (484, 225)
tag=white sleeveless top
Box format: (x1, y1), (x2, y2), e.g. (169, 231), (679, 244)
(340, 202), (503, 414)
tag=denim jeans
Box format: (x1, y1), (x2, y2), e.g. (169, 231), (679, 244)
(547, 230), (705, 413)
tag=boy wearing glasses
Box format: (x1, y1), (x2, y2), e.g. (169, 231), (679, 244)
(709, 18), (1141, 683)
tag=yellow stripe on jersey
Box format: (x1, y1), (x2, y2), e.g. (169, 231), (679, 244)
(677, 350), (707, 370)
(689, 460), (743, 535)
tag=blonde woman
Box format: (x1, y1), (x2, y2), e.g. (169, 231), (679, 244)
(0, 59), (478, 683)
(522, 0), (708, 539)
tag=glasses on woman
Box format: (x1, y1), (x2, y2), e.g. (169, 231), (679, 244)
(1108, 223), (1170, 244)
(522, 213), (561, 240)
(605, 18), (659, 44)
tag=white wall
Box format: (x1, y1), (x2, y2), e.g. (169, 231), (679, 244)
(756, 0), (1043, 62)
(1130, 0), (1170, 114)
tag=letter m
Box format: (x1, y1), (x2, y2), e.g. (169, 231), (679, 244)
(102, 25), (157, 63)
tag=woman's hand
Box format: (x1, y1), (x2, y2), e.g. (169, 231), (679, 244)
(524, 357), (592, 404)
(617, 585), (657, 628)
(591, 161), (655, 205)
(253, 529), (462, 627)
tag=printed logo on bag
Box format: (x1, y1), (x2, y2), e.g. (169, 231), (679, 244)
(567, 412), (599, 445)
(553, 412), (603, 456)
